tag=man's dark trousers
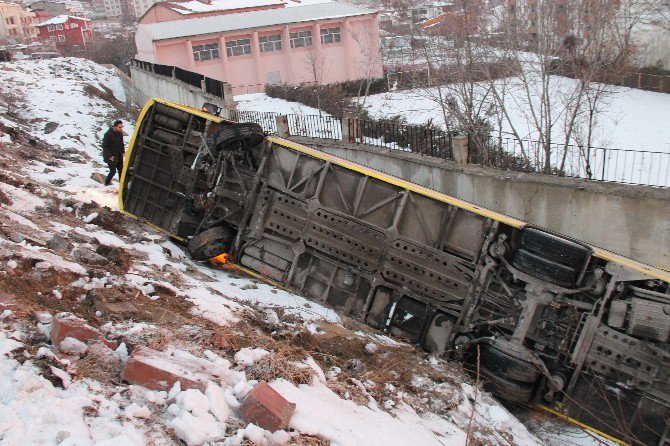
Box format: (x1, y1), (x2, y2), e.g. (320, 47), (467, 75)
(105, 159), (123, 185)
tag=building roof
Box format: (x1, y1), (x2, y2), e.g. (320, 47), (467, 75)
(36, 14), (89, 26)
(165, 0), (286, 15)
(141, 1), (374, 41)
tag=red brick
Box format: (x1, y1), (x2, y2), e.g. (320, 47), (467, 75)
(238, 382), (296, 432)
(121, 346), (208, 392)
(51, 315), (117, 350)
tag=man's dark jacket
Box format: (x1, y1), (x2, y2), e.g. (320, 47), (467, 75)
(102, 128), (124, 163)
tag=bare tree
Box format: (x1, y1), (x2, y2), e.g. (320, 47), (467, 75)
(414, 0), (499, 145)
(300, 34), (332, 116)
(350, 26), (384, 118)
(482, 0), (639, 174)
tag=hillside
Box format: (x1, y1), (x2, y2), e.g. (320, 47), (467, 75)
(0, 58), (611, 446)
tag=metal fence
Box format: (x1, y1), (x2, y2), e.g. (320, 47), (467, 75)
(349, 118), (453, 160)
(228, 110), (279, 134)
(475, 137), (670, 187)
(228, 110), (343, 140)
(287, 114), (342, 140)
(129, 59), (228, 99)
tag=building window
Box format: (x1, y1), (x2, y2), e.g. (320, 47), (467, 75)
(50, 35), (57, 41)
(192, 43), (220, 61)
(259, 34), (282, 52)
(289, 30), (312, 48)
(320, 27), (341, 44)
(56, 24), (63, 30)
(71, 23), (79, 28)
(8, 17), (15, 25)
(58, 35), (65, 42)
(47, 25), (54, 31)
(226, 38), (251, 57)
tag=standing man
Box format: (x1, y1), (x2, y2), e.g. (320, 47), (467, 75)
(102, 120), (125, 186)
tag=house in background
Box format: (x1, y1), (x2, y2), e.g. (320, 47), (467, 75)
(35, 15), (94, 49)
(29, 1), (69, 22)
(0, 2), (37, 42)
(134, 1), (383, 95)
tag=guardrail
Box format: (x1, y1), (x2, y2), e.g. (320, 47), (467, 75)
(130, 59), (228, 100)
(476, 137), (670, 187)
(226, 109), (669, 187)
(348, 118), (453, 160)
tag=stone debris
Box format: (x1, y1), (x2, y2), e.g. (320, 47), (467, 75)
(238, 382), (296, 432)
(121, 346), (211, 392)
(51, 313), (117, 351)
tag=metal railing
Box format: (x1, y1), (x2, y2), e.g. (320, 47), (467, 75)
(475, 137), (670, 187)
(228, 110), (279, 134)
(129, 59), (228, 99)
(349, 118), (453, 160)
(228, 110), (342, 140)
(287, 114), (342, 140)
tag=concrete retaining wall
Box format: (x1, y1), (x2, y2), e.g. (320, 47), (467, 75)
(291, 136), (670, 270)
(129, 66), (236, 114)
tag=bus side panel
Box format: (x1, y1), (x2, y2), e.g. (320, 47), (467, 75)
(236, 142), (491, 347)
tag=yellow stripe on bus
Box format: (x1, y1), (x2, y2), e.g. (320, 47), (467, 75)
(119, 101), (670, 284)
(536, 404), (630, 446)
(267, 136), (526, 228)
(266, 136), (670, 283)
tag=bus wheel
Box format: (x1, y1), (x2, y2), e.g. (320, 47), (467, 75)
(480, 341), (542, 383)
(188, 225), (235, 261)
(212, 123), (264, 151)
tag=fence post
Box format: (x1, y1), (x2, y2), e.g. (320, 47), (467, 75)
(451, 133), (469, 166)
(341, 107), (357, 143)
(276, 115), (290, 138)
(200, 79), (207, 92)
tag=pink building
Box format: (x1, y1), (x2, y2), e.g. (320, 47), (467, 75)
(134, 1), (383, 95)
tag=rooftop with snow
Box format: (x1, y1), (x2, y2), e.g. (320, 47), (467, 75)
(140, 1), (374, 41)
(35, 14), (90, 26)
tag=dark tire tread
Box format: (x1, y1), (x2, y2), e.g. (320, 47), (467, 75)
(212, 123), (264, 151)
(512, 248), (578, 287)
(480, 343), (541, 383)
(188, 225), (235, 260)
(520, 228), (590, 267)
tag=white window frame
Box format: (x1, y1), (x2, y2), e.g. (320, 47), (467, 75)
(192, 42), (220, 62)
(259, 34), (282, 53)
(289, 30), (312, 48)
(320, 26), (341, 44)
(55, 24), (63, 30)
(49, 35), (57, 41)
(226, 38), (252, 57)
(47, 25), (54, 31)
(71, 23), (79, 28)
(57, 34), (65, 42)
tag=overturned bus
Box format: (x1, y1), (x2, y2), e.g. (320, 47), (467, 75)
(120, 98), (670, 445)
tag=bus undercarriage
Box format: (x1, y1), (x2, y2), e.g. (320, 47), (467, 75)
(121, 99), (670, 445)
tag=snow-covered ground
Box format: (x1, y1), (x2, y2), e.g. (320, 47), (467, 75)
(235, 78), (670, 186)
(361, 77), (670, 153)
(0, 58), (617, 446)
(236, 80), (670, 154)
(235, 93), (342, 139)
(236, 93), (327, 116)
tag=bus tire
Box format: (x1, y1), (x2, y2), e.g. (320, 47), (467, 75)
(212, 123), (264, 151)
(188, 225), (235, 261)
